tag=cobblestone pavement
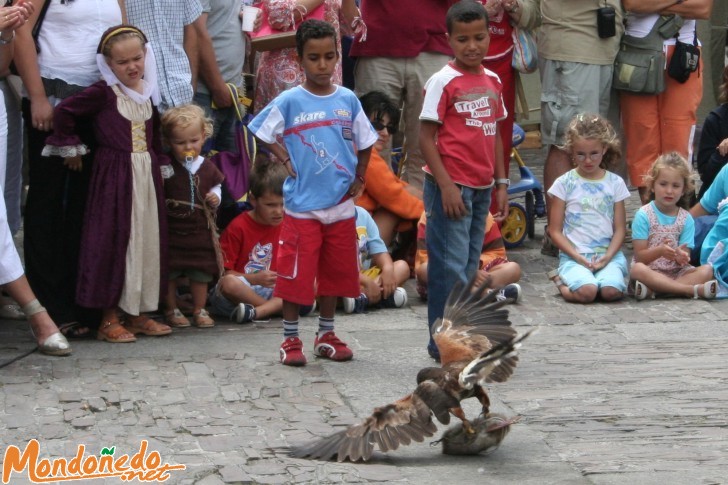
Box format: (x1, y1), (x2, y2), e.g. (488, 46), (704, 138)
(1, 149), (727, 484)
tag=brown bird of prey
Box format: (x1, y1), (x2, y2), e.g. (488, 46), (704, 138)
(289, 277), (534, 462)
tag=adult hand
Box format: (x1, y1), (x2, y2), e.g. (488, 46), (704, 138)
(211, 83), (233, 109)
(239, 6), (263, 32)
(718, 138), (728, 157)
(253, 8), (262, 32)
(31, 97), (54, 131)
(0, 2), (33, 32)
(502, 0), (519, 13)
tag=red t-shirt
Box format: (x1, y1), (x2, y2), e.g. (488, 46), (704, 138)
(420, 62), (506, 188)
(482, 4), (515, 61)
(350, 0), (456, 58)
(219, 212), (282, 274)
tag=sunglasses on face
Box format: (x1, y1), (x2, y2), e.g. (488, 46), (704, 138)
(371, 119), (397, 135)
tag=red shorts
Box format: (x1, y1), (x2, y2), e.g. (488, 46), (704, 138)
(273, 215), (360, 305)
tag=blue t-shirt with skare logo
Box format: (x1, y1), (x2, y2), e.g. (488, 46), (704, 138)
(249, 85), (378, 213)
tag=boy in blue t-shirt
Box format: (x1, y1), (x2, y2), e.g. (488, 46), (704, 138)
(249, 19), (378, 366)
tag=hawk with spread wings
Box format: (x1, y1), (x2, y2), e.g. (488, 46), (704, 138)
(289, 278), (534, 462)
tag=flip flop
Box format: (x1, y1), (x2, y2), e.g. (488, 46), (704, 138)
(124, 316), (172, 336)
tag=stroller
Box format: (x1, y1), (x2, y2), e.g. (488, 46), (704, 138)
(500, 124), (546, 249)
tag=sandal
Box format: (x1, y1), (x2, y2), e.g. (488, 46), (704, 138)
(59, 321), (95, 339)
(24, 299), (72, 356)
(192, 308), (215, 328)
(547, 269), (565, 287)
(124, 316), (172, 336)
(693, 279), (718, 300)
(634, 280), (654, 301)
(97, 320), (136, 343)
(0, 303), (26, 320)
(165, 308), (191, 328)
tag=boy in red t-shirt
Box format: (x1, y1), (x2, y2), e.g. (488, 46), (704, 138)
(209, 162), (308, 323)
(419, 0), (509, 361)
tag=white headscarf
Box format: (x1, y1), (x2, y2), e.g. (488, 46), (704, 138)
(96, 42), (162, 106)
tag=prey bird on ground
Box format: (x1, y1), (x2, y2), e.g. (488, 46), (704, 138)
(288, 277), (535, 462)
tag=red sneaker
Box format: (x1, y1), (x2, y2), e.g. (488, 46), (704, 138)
(313, 332), (353, 361)
(280, 337), (307, 366)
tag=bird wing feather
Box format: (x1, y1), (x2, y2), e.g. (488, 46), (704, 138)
(289, 277), (535, 463)
(288, 390), (438, 462)
(432, 277), (517, 367)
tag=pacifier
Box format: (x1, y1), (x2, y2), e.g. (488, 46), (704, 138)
(183, 150), (196, 164)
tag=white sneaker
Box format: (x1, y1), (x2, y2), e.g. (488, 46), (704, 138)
(342, 293), (368, 314)
(382, 287), (408, 308)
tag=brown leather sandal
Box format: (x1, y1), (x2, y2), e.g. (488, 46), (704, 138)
(192, 309), (215, 328)
(97, 320), (136, 343)
(124, 315), (172, 336)
(165, 308), (191, 328)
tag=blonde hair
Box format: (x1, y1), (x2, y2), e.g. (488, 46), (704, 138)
(559, 113), (621, 171)
(160, 104), (213, 142)
(642, 151), (695, 209)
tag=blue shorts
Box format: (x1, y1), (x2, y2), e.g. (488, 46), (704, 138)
(208, 275), (274, 318)
(558, 251), (628, 293)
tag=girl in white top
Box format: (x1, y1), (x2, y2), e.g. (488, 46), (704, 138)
(547, 113), (630, 303)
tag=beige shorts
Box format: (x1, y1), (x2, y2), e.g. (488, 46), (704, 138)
(539, 59), (614, 145)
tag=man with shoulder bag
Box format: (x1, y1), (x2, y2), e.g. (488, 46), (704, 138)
(620, 0), (713, 205)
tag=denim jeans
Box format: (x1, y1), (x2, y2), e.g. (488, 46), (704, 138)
(424, 176), (492, 329)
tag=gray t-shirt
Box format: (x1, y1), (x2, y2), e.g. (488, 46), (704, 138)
(198, 0), (246, 94)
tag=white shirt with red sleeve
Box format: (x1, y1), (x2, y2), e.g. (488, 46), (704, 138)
(420, 61), (506, 188)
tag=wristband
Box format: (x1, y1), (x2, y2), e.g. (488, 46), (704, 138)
(495, 178), (510, 187)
